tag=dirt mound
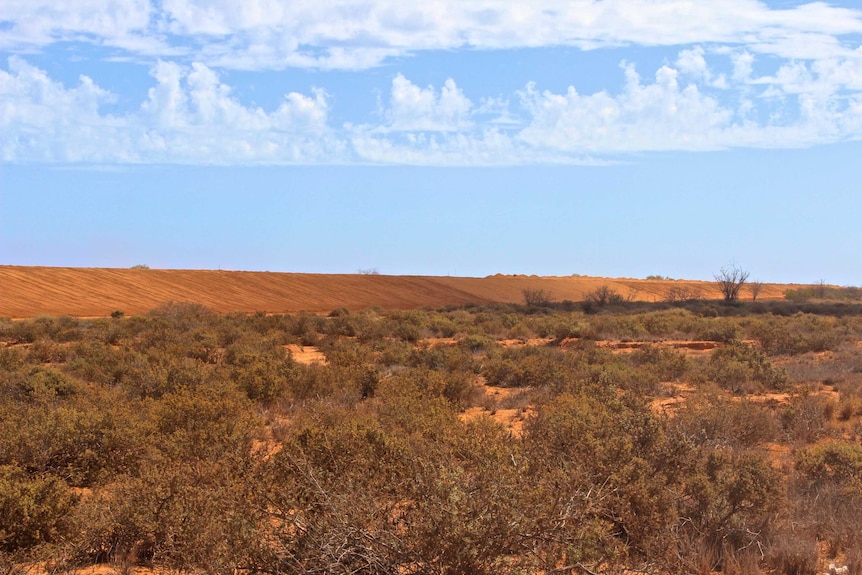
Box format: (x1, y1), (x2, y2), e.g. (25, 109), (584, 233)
(0, 265), (791, 318)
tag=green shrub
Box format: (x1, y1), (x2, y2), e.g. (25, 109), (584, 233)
(67, 340), (133, 386)
(703, 340), (788, 393)
(584, 285), (625, 307)
(640, 309), (695, 338)
(290, 313), (326, 345)
(629, 344), (690, 382)
(669, 397), (779, 449)
(694, 317), (742, 343)
(781, 394), (833, 443)
(0, 465), (77, 553)
(750, 314), (841, 356)
(25, 339), (67, 364)
(232, 352), (294, 404)
(153, 382), (260, 461)
(767, 533), (819, 575)
(457, 333), (496, 352)
(681, 450), (784, 566)
(791, 442), (862, 554)
(18, 366), (79, 399)
(0, 388), (145, 487)
(482, 346), (567, 389)
(0, 346), (25, 372)
(523, 391), (675, 563)
(523, 288), (553, 306)
(795, 442), (862, 493)
(409, 344), (477, 374)
(785, 288), (814, 303)
(71, 451), (265, 570)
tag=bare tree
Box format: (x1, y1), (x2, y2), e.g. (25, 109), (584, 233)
(664, 285), (702, 303)
(749, 280), (764, 302)
(815, 279), (827, 299)
(522, 288), (552, 306)
(715, 265), (750, 302)
(584, 285), (625, 306)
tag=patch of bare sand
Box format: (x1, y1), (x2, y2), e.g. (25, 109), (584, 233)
(422, 337), (457, 348)
(461, 385), (534, 437)
(758, 442), (793, 469)
(561, 338), (721, 358)
(598, 340), (720, 355)
(19, 565), (170, 575)
(499, 337), (555, 348)
(284, 344), (327, 365)
(650, 382), (698, 415)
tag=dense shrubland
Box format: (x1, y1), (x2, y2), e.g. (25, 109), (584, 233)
(1, 300), (861, 574)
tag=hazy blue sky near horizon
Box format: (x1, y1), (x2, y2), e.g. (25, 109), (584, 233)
(2, 0), (861, 284)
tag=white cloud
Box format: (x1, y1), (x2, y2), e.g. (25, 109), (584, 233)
(0, 56), (128, 162)
(381, 75), (472, 132)
(4, 54), (862, 166)
(0, 0), (165, 54)
(676, 46), (709, 79)
(732, 51), (755, 83)
(350, 128), (525, 166)
(3, 1), (862, 69)
(0, 57), (341, 164)
(676, 46), (728, 89)
(516, 63), (735, 153)
(351, 52), (862, 163)
(810, 49), (862, 92)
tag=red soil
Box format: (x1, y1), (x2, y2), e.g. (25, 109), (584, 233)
(0, 266), (794, 318)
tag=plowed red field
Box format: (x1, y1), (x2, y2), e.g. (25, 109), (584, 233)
(0, 266), (792, 318)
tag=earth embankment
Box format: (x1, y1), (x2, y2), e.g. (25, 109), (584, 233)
(0, 266), (790, 317)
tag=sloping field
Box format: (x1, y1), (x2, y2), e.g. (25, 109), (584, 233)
(0, 265), (793, 318)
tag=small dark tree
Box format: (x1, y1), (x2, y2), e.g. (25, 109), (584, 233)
(522, 288), (552, 306)
(715, 265), (750, 302)
(749, 281), (764, 302)
(665, 285), (702, 303)
(815, 279), (827, 299)
(584, 285), (625, 306)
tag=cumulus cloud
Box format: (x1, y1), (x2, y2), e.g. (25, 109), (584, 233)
(512, 52), (862, 155)
(4, 52), (862, 166)
(380, 75), (472, 132)
(2, 1), (862, 69)
(0, 56), (127, 162)
(516, 63), (735, 153)
(732, 51), (755, 83)
(0, 57), (341, 164)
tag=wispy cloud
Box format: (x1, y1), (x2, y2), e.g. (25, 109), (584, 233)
(2, 1), (862, 69)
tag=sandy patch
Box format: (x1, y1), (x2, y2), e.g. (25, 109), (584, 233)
(284, 344), (327, 365)
(460, 406), (533, 437)
(461, 384), (535, 437)
(422, 337), (458, 348)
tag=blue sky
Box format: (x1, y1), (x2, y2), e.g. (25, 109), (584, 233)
(1, 1), (861, 284)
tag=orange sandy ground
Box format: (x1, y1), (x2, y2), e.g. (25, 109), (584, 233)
(0, 265), (796, 318)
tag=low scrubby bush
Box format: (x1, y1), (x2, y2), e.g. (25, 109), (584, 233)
(781, 394), (835, 443)
(0, 464), (77, 553)
(2, 300), (861, 573)
(670, 396), (780, 450)
(701, 340), (788, 394)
